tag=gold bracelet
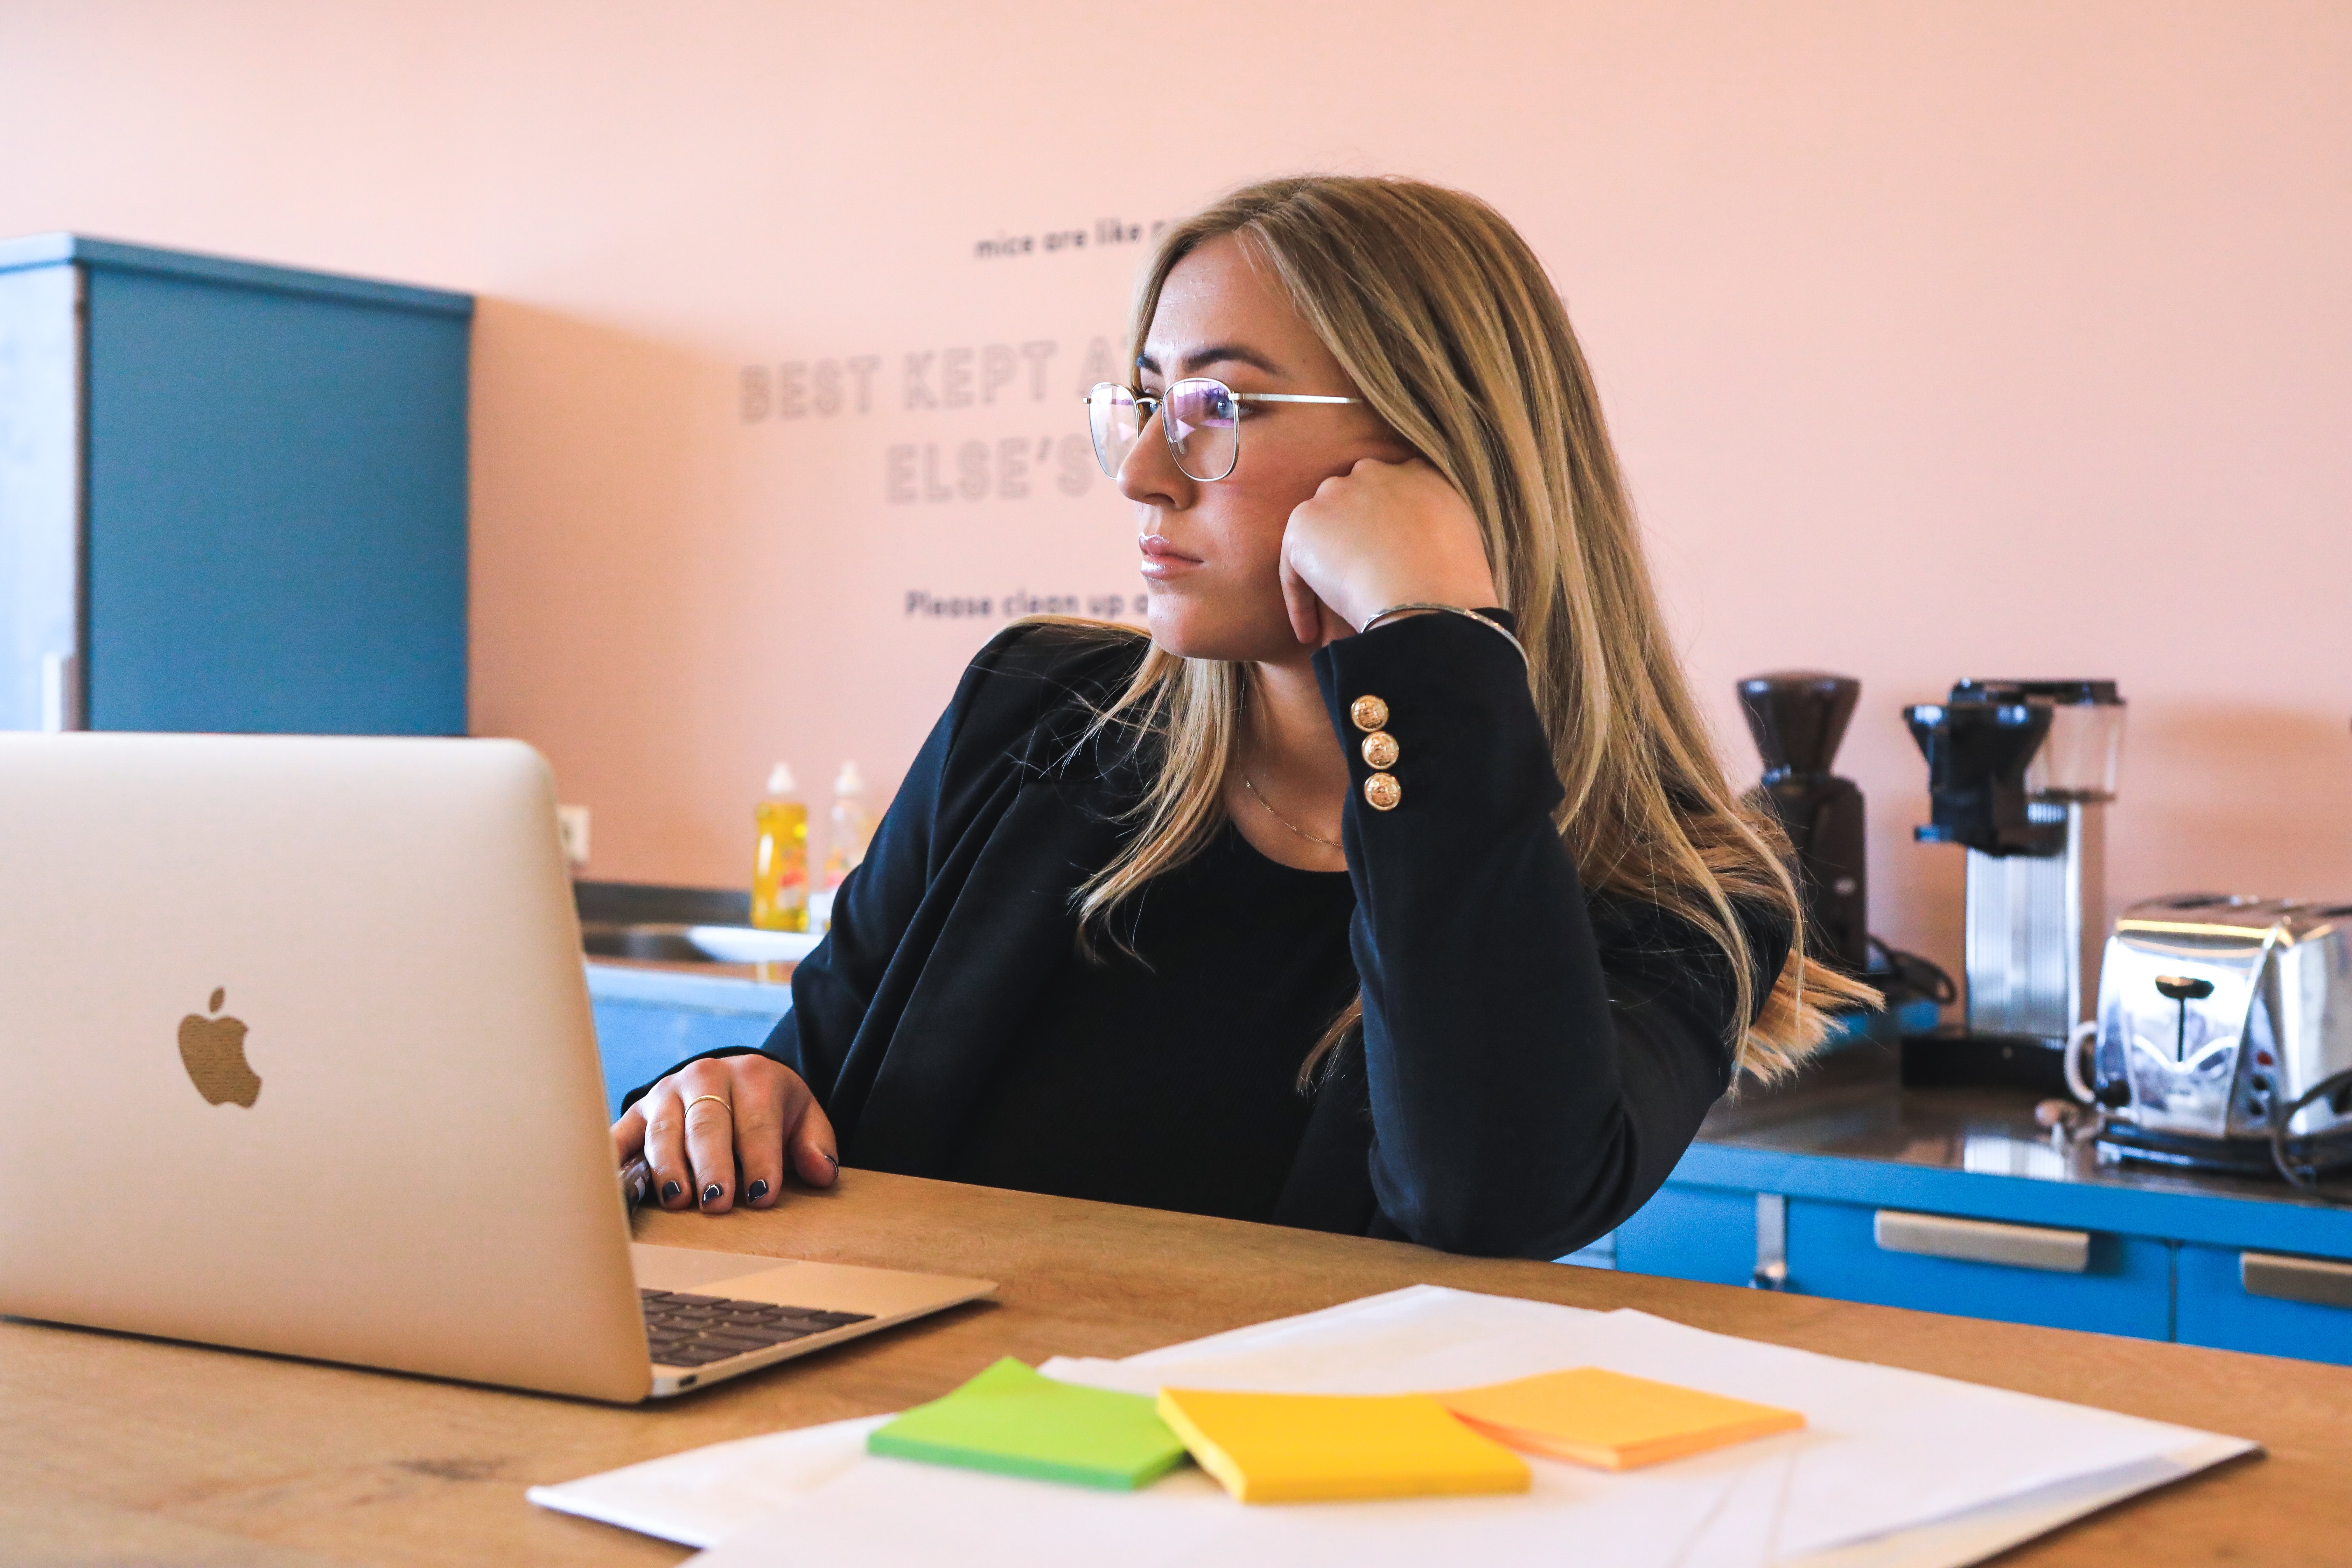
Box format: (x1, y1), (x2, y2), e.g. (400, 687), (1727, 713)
(1358, 602), (1529, 666)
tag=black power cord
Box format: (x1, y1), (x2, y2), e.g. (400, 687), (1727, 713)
(2270, 1066), (2352, 1203)
(1863, 935), (1956, 1008)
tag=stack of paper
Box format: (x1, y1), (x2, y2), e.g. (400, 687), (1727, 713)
(529, 1285), (2257, 1567)
(1155, 1388), (1530, 1502)
(866, 1358), (1188, 1490)
(1436, 1367), (1804, 1470)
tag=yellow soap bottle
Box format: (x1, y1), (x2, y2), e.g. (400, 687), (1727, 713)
(750, 762), (808, 932)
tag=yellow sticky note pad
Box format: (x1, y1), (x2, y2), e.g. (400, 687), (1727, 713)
(1437, 1367), (1804, 1470)
(1155, 1388), (1530, 1503)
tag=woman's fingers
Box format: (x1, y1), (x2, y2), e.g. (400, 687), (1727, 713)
(790, 1096), (842, 1189)
(611, 1100), (648, 1167)
(611, 1105), (654, 1206)
(640, 1088), (692, 1209)
(1278, 539), (1327, 647)
(1284, 458), (1499, 632)
(730, 1059), (791, 1208)
(677, 1063), (741, 1211)
(610, 1056), (834, 1213)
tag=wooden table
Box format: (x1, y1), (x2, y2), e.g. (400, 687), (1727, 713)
(7, 1171), (2349, 1565)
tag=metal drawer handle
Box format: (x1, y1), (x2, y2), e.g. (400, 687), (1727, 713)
(2241, 1251), (2352, 1309)
(1873, 1210), (2089, 1273)
(1751, 1193), (1789, 1291)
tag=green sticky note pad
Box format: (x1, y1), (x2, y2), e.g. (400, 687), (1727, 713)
(867, 1358), (1190, 1490)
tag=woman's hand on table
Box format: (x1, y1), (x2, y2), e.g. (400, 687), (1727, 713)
(611, 1054), (838, 1212)
(1278, 456), (1501, 646)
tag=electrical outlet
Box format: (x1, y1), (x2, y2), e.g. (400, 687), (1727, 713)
(557, 804), (592, 871)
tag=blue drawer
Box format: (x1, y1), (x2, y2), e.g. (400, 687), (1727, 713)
(1615, 1184), (1755, 1287)
(2175, 1244), (2352, 1366)
(1787, 1199), (2173, 1340)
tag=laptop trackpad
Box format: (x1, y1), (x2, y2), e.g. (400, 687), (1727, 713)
(631, 1241), (796, 1292)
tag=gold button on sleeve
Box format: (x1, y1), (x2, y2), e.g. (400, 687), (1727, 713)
(1363, 772), (1402, 811)
(1349, 695), (1389, 732)
(1360, 730), (1399, 769)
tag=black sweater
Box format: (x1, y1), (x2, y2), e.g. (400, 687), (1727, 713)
(947, 821), (1362, 1223)
(629, 612), (1788, 1259)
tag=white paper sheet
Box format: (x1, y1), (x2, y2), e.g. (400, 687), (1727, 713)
(526, 1415), (886, 1547)
(531, 1285), (2256, 1567)
(1037, 1285), (2246, 1561)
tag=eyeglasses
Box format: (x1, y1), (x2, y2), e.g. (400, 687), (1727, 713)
(1084, 378), (1364, 483)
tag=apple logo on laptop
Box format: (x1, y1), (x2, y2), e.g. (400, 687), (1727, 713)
(178, 987), (261, 1107)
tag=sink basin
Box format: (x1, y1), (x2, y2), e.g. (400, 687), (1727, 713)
(575, 882), (821, 965)
(581, 922), (707, 962)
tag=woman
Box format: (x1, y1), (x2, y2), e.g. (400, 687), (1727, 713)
(614, 175), (1873, 1258)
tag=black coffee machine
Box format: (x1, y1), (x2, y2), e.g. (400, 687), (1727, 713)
(1738, 672), (1869, 973)
(1898, 679), (2126, 1093)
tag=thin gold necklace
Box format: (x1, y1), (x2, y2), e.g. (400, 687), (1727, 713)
(1241, 774), (1343, 851)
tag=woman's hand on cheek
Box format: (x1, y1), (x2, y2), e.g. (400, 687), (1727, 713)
(1278, 458), (1502, 645)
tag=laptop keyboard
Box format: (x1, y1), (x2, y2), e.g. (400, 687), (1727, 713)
(640, 1288), (875, 1367)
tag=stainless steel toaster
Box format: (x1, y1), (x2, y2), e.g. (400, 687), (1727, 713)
(2090, 894), (2352, 1174)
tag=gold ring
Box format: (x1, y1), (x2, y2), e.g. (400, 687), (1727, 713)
(682, 1093), (732, 1117)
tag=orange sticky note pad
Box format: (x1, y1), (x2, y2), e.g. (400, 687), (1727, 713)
(1155, 1387), (1531, 1504)
(1437, 1367), (1804, 1470)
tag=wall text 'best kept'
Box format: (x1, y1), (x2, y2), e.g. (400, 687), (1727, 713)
(739, 338), (1126, 421)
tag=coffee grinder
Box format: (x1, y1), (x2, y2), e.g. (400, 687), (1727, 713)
(1738, 672), (1869, 973)
(1738, 673), (1956, 1038)
(1900, 680), (2126, 1092)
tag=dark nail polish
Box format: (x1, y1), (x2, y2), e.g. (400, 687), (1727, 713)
(701, 1183), (723, 1205)
(747, 1179), (770, 1201)
(660, 1180), (681, 1202)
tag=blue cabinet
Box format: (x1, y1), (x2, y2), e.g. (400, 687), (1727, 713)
(2175, 1244), (2352, 1363)
(0, 234), (470, 734)
(1785, 1198), (2174, 1340)
(1615, 1184), (1758, 1288)
(1591, 1050), (2352, 1364)
(1610, 1141), (2352, 1365)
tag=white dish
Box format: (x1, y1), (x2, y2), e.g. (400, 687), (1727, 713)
(687, 925), (822, 964)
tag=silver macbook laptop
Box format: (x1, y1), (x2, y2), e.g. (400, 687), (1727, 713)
(0, 732), (992, 1401)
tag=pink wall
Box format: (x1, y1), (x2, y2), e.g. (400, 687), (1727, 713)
(4, 0), (2347, 980)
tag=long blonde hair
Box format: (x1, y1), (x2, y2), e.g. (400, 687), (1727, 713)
(1070, 175), (1876, 1083)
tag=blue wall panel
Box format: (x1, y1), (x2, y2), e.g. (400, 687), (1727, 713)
(0, 265), (79, 732)
(83, 267), (468, 733)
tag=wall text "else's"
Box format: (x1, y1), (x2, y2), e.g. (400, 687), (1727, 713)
(887, 437), (1095, 503)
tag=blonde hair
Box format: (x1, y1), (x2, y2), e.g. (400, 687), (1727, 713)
(1070, 175), (1877, 1083)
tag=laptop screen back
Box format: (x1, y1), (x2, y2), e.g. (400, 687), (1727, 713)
(0, 734), (650, 1401)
